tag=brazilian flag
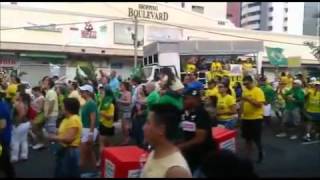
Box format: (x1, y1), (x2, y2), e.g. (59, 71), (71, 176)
(266, 47), (288, 66)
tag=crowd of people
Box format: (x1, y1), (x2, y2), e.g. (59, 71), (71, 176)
(0, 64), (319, 178)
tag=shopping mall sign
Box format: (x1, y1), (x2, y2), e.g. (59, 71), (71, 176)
(81, 22), (97, 39)
(128, 4), (169, 21)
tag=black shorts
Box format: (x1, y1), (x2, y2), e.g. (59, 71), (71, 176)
(241, 119), (263, 141)
(99, 125), (115, 136)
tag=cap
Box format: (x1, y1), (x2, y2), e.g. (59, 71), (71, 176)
(310, 77), (317, 82)
(98, 84), (104, 88)
(293, 79), (302, 86)
(314, 81), (320, 85)
(79, 84), (93, 93)
(183, 89), (201, 97)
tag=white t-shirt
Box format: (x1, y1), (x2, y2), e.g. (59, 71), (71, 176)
(141, 150), (191, 178)
(44, 88), (59, 117)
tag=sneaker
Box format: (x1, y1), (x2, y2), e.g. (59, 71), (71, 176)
(32, 143), (45, 150)
(276, 132), (287, 138)
(303, 134), (312, 142)
(290, 135), (298, 140)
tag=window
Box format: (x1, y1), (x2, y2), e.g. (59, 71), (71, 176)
(218, 21), (226, 25)
(283, 26), (288, 31)
(247, 11), (261, 16)
(268, 26), (273, 30)
(148, 56), (153, 65)
(284, 17), (288, 21)
(153, 54), (158, 64)
(247, 20), (261, 25)
(248, 2), (261, 8)
(181, 2), (185, 8)
(285, 8), (288, 13)
(227, 13), (233, 18)
(269, 7), (273, 12)
(269, 17), (273, 21)
(192, 5), (204, 14)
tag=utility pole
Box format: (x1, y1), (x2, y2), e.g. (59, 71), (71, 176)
(133, 16), (138, 68)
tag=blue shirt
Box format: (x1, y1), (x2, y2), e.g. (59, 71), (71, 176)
(185, 81), (204, 92)
(109, 77), (120, 93)
(0, 100), (12, 145)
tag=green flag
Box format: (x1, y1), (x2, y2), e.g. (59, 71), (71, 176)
(266, 47), (288, 66)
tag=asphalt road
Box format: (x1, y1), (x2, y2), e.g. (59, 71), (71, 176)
(11, 121), (320, 178)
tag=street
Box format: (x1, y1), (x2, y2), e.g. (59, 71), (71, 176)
(13, 121), (320, 178)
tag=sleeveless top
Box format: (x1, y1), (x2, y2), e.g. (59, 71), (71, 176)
(141, 150), (191, 178)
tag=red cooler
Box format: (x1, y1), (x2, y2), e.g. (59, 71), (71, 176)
(212, 127), (237, 153)
(100, 146), (147, 178)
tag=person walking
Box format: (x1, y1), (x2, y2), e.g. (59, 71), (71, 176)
(48, 98), (82, 178)
(79, 84), (99, 177)
(258, 77), (276, 127)
(276, 80), (305, 140)
(240, 75), (265, 163)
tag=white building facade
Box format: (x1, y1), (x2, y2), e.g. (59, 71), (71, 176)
(0, 2), (318, 85)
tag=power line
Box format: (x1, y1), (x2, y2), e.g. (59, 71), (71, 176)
(139, 19), (313, 47)
(0, 17), (133, 31)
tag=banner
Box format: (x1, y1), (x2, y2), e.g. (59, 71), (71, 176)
(229, 64), (242, 75)
(266, 47), (288, 66)
(114, 23), (144, 45)
(287, 56), (301, 68)
(146, 26), (182, 41)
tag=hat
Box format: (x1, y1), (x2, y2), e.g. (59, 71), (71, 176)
(310, 77), (317, 82)
(293, 79), (302, 86)
(79, 84), (93, 93)
(98, 84), (104, 89)
(314, 81), (320, 85)
(183, 89), (201, 97)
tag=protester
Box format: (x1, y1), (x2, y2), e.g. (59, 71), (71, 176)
(141, 104), (192, 178)
(184, 73), (204, 93)
(0, 89), (15, 177)
(109, 70), (120, 94)
(116, 81), (132, 145)
(48, 98), (82, 178)
(177, 89), (214, 176)
(6, 76), (20, 103)
(11, 93), (32, 163)
(276, 79), (305, 140)
(159, 67), (184, 94)
(79, 84), (99, 176)
(241, 75), (265, 163)
(68, 81), (85, 107)
(97, 87), (115, 166)
(30, 86), (46, 150)
(216, 83), (237, 129)
(258, 77), (276, 127)
(274, 81), (290, 123)
(303, 81), (320, 142)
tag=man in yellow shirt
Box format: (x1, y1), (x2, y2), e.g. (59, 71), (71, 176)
(211, 59), (222, 72)
(241, 75), (265, 164)
(303, 81), (320, 142)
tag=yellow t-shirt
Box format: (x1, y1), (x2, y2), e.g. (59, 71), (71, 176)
(186, 64), (196, 73)
(211, 62), (222, 71)
(243, 63), (253, 71)
(241, 87), (265, 120)
(306, 89), (320, 113)
(58, 115), (82, 147)
(100, 103), (115, 128)
(217, 94), (236, 120)
(205, 86), (219, 98)
(6, 83), (18, 99)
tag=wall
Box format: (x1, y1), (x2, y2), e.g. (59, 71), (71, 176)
(227, 2), (241, 27)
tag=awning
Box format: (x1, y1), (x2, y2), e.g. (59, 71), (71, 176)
(19, 52), (67, 59)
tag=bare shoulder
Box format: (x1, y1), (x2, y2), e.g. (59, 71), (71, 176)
(166, 166), (192, 178)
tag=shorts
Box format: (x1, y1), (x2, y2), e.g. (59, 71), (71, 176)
(306, 112), (320, 123)
(263, 104), (272, 117)
(217, 119), (237, 129)
(44, 116), (58, 134)
(81, 128), (99, 143)
(282, 108), (301, 126)
(119, 111), (131, 120)
(241, 119), (263, 141)
(99, 125), (115, 136)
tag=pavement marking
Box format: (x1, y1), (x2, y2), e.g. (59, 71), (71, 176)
(301, 140), (320, 145)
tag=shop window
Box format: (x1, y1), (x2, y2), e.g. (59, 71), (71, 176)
(269, 7), (273, 12)
(153, 54), (158, 64)
(268, 26), (273, 30)
(192, 5), (204, 14)
(148, 56), (153, 65)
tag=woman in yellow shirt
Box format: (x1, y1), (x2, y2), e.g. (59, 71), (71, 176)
(48, 98), (82, 178)
(216, 83), (237, 129)
(303, 82), (320, 142)
(97, 87), (115, 167)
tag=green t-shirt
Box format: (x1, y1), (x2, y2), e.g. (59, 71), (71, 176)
(81, 99), (99, 128)
(158, 91), (183, 110)
(260, 85), (276, 104)
(284, 87), (305, 110)
(146, 90), (160, 111)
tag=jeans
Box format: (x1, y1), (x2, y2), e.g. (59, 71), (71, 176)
(44, 116), (58, 134)
(54, 147), (80, 178)
(11, 121), (31, 161)
(217, 119), (237, 129)
(282, 108), (301, 127)
(132, 114), (146, 147)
